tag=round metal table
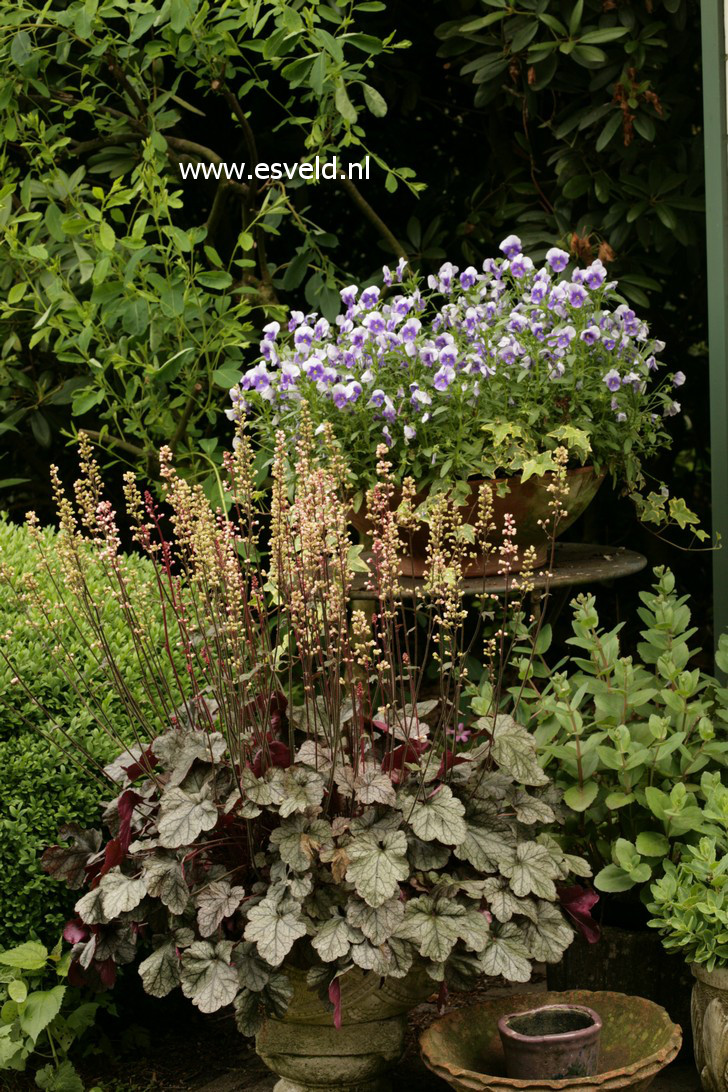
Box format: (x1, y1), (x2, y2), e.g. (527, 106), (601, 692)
(350, 542), (647, 599)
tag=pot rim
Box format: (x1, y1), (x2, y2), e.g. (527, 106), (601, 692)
(498, 1004), (602, 1046)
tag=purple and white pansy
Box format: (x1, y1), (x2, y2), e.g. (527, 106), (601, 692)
(231, 235), (684, 486)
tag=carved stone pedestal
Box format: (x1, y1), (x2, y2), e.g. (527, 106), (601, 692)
(692, 963), (728, 1091)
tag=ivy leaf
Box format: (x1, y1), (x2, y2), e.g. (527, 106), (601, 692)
(180, 941), (238, 1013)
(158, 786), (218, 849)
(346, 896), (405, 945)
(489, 715), (548, 786)
(197, 881), (246, 937)
(311, 915), (357, 962)
(143, 854), (190, 915)
(404, 786), (467, 845)
(278, 767), (326, 817)
(396, 896), (464, 962)
(138, 942), (180, 998)
(479, 924), (532, 982)
(244, 898), (307, 966)
(502, 842), (559, 900)
(522, 902), (574, 963)
(345, 830), (409, 907)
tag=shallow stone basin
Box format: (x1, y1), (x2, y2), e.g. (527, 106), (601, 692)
(419, 990), (682, 1092)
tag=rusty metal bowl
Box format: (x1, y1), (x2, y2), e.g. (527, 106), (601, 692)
(419, 990), (682, 1092)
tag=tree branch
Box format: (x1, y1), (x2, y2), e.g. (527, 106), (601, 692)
(338, 175), (408, 259)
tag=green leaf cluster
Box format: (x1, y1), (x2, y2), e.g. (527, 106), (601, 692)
(519, 566), (728, 897)
(0, 937), (102, 1089)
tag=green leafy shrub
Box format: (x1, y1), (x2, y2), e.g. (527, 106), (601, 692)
(518, 567), (728, 899)
(0, 0), (416, 501)
(648, 775), (728, 970)
(0, 516), (165, 949)
(0, 937), (104, 1089)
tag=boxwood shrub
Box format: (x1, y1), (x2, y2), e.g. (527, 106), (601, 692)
(0, 516), (165, 948)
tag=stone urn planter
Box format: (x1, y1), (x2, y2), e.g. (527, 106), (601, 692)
(691, 964), (728, 1091)
(350, 467), (605, 578)
(255, 963), (432, 1092)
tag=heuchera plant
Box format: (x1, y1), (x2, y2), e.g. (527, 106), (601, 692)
(518, 568), (728, 902)
(231, 238), (698, 534)
(4, 425), (589, 1035)
(648, 776), (728, 971)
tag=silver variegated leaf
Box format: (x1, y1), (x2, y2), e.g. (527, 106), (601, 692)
(197, 881), (246, 937)
(522, 902), (574, 963)
(407, 834), (451, 871)
(143, 854), (189, 915)
(243, 897), (307, 966)
(233, 942), (271, 992)
(336, 762), (397, 807)
(269, 817), (333, 872)
(157, 786), (218, 849)
(154, 729), (227, 788)
(454, 822), (516, 872)
(345, 830), (409, 908)
(234, 987), (262, 1037)
(351, 940), (391, 974)
(396, 896), (464, 962)
(311, 915), (358, 962)
(138, 942), (180, 998)
(346, 896), (404, 945)
(479, 923), (532, 982)
(180, 940), (238, 1013)
(76, 871), (146, 924)
(456, 909), (491, 953)
(278, 767), (325, 818)
(509, 789), (556, 825)
(404, 786), (467, 846)
(489, 715), (549, 787)
(502, 842), (559, 899)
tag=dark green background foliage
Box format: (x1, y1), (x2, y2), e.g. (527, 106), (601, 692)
(0, 518), (163, 948)
(0, 0), (705, 517)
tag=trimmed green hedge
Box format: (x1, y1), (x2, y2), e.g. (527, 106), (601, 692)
(0, 516), (165, 948)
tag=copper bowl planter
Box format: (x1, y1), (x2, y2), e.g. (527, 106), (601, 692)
(419, 990), (681, 1092)
(350, 467), (605, 578)
(498, 1004), (602, 1080)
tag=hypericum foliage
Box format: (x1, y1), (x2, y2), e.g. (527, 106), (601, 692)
(648, 777), (728, 971)
(4, 426), (589, 1033)
(519, 568), (728, 898)
(234, 243), (699, 535)
(0, 937), (104, 1089)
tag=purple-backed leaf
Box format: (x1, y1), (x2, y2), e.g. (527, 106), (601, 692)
(118, 789), (143, 852)
(328, 977), (342, 1030)
(62, 918), (88, 945)
(557, 884), (601, 944)
(41, 825), (102, 889)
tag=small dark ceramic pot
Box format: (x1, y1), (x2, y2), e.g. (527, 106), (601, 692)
(497, 1003), (602, 1080)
